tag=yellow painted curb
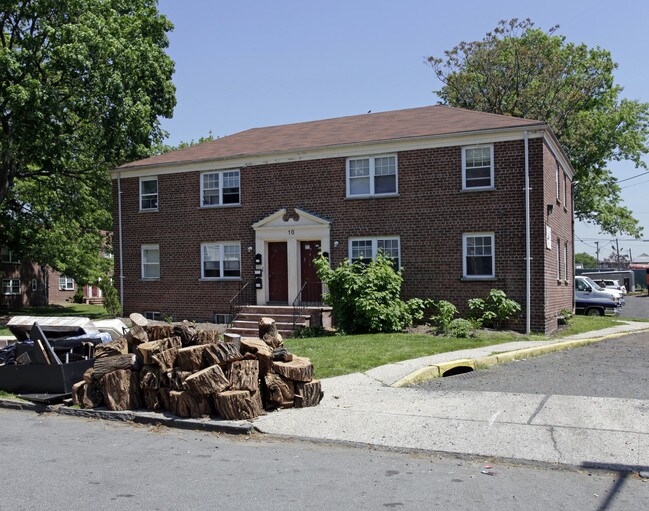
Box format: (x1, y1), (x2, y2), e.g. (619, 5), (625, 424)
(392, 326), (649, 387)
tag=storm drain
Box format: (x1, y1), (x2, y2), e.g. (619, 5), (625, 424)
(441, 365), (475, 377)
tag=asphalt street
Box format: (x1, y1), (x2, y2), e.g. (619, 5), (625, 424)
(619, 294), (649, 320)
(1, 408), (648, 510)
(414, 331), (649, 399)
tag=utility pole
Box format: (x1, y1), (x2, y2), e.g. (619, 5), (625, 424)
(595, 241), (600, 269)
(614, 239), (621, 270)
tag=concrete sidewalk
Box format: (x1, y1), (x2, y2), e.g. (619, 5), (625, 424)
(254, 321), (649, 470)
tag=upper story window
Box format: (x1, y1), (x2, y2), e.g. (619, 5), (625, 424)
(563, 172), (568, 208)
(346, 155), (397, 197)
(140, 177), (158, 211)
(1, 246), (19, 263)
(564, 241), (569, 281)
(201, 242), (241, 279)
(349, 237), (400, 269)
(2, 278), (20, 295)
(201, 170), (240, 207)
(59, 276), (75, 291)
(463, 233), (495, 278)
(556, 238), (561, 280)
(462, 145), (494, 190)
(141, 244), (160, 279)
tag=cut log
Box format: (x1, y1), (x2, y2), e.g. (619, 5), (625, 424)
(182, 365), (230, 395)
(176, 345), (211, 371)
(272, 347), (293, 362)
(159, 388), (172, 410)
(240, 338), (273, 376)
(250, 390), (265, 416)
(214, 390), (260, 420)
(137, 336), (182, 365)
(272, 356), (313, 382)
(139, 365), (165, 390)
(129, 312), (148, 328)
(146, 324), (174, 341)
(71, 381), (103, 409)
(83, 367), (95, 384)
(264, 373), (295, 409)
(125, 324), (149, 348)
(101, 369), (142, 411)
(203, 342), (243, 367)
(258, 317), (277, 339)
(227, 360), (259, 392)
(262, 332), (283, 349)
(143, 389), (163, 411)
(222, 332), (241, 350)
(91, 354), (139, 381)
(169, 369), (193, 391)
(168, 390), (212, 418)
(174, 321), (195, 346)
(94, 337), (128, 359)
(294, 379), (324, 408)
(152, 347), (179, 372)
(192, 329), (220, 345)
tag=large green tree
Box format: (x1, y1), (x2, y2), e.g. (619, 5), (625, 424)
(427, 19), (649, 237)
(0, 0), (175, 283)
(574, 252), (597, 269)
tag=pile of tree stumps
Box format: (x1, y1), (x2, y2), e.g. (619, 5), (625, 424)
(71, 316), (323, 420)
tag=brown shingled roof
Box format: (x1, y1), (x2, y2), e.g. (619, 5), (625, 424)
(119, 105), (545, 170)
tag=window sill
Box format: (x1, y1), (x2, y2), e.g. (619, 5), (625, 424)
(460, 277), (497, 282)
(139, 208), (159, 213)
(140, 278), (161, 282)
(199, 278), (242, 282)
(199, 203), (242, 209)
(461, 187), (495, 193)
(345, 193), (399, 200)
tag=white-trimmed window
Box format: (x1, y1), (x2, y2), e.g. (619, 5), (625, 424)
(59, 276), (75, 291)
(349, 237), (400, 268)
(201, 242), (241, 279)
(144, 311), (162, 321)
(556, 239), (561, 280)
(346, 155), (397, 197)
(462, 145), (494, 190)
(140, 177), (158, 211)
(1, 246), (19, 263)
(563, 173), (568, 208)
(463, 233), (495, 278)
(201, 170), (240, 206)
(2, 278), (20, 295)
(141, 244), (160, 279)
(564, 242), (569, 281)
(555, 160), (561, 202)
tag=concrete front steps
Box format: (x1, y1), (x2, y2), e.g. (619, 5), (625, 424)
(227, 305), (332, 338)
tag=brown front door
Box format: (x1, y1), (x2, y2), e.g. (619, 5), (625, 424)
(300, 240), (322, 303)
(268, 242), (288, 303)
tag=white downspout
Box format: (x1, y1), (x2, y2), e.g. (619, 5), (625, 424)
(117, 173), (124, 312)
(524, 131), (531, 334)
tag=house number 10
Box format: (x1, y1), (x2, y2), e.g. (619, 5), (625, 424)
(288, 229), (295, 235)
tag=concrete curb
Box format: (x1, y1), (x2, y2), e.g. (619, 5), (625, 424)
(391, 328), (649, 387)
(0, 398), (255, 435)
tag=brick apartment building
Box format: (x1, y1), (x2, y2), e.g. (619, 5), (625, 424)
(112, 105), (574, 333)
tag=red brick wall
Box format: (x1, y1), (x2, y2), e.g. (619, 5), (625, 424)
(113, 137), (573, 333)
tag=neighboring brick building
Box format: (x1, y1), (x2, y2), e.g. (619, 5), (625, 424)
(112, 105), (574, 333)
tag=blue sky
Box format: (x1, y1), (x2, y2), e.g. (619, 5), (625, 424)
(156, 0), (649, 261)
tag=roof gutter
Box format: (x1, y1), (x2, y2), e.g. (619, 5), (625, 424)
(524, 131), (531, 334)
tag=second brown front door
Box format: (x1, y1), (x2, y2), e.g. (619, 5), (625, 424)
(268, 242), (288, 303)
(300, 240), (322, 303)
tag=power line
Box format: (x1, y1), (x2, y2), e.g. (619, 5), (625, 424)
(621, 177), (649, 189)
(617, 171), (649, 184)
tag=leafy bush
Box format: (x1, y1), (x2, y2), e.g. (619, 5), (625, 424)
(558, 308), (573, 326)
(314, 254), (424, 334)
(99, 280), (121, 317)
(468, 289), (521, 330)
(429, 300), (458, 333)
(448, 318), (475, 338)
(73, 286), (85, 304)
(294, 325), (336, 338)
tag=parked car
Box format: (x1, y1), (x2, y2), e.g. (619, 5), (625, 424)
(575, 276), (621, 316)
(595, 279), (627, 295)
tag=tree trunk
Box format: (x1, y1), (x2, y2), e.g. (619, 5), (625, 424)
(258, 317), (277, 339)
(137, 336), (182, 365)
(222, 332), (241, 350)
(169, 369), (193, 391)
(100, 369), (142, 411)
(152, 347), (179, 372)
(192, 329), (220, 345)
(139, 365), (166, 390)
(227, 360), (259, 391)
(294, 379), (324, 408)
(174, 321), (195, 346)
(203, 342), (243, 367)
(167, 390), (212, 418)
(125, 325), (149, 348)
(176, 345), (211, 371)
(272, 356), (313, 382)
(94, 337), (128, 359)
(240, 338), (273, 376)
(264, 373), (295, 408)
(143, 389), (163, 411)
(182, 364), (230, 395)
(146, 324), (174, 342)
(71, 381), (103, 409)
(91, 354), (139, 381)
(214, 390), (260, 420)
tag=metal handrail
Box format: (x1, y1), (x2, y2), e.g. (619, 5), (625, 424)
(291, 281), (324, 330)
(228, 280), (256, 326)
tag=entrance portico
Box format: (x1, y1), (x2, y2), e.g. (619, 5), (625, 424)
(252, 208), (331, 305)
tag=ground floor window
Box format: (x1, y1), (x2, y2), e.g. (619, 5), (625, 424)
(349, 237), (400, 268)
(141, 244), (161, 279)
(2, 278), (20, 295)
(463, 233), (495, 278)
(59, 276), (75, 291)
(201, 242), (241, 279)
